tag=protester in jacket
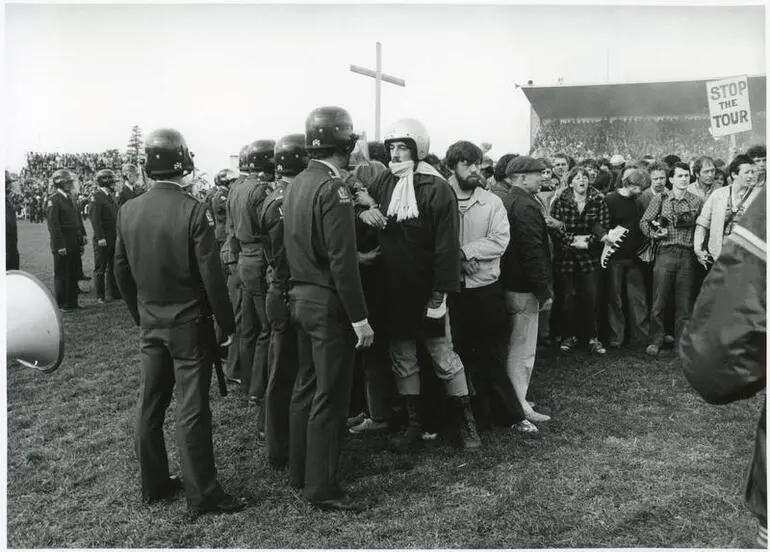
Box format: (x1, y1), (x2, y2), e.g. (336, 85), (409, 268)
(679, 186), (766, 549)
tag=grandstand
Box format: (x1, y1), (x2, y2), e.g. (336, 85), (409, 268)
(522, 74), (767, 161)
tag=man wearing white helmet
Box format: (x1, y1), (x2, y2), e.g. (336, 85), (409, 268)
(358, 118), (481, 451)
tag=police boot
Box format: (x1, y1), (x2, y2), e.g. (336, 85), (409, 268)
(388, 395), (422, 452)
(452, 395), (481, 450)
(94, 272), (106, 303)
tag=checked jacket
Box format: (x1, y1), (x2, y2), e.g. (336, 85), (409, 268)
(551, 187), (611, 274)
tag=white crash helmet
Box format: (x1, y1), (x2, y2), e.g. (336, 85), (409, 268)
(383, 118), (430, 161)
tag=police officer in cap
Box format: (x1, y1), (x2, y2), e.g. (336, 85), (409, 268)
(259, 134), (308, 470)
(90, 169), (122, 303)
(283, 106), (374, 511)
(228, 139), (275, 437)
(118, 163), (141, 207)
(46, 168), (83, 312)
(114, 128), (246, 516)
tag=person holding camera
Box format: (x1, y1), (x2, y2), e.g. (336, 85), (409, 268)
(640, 161), (704, 356)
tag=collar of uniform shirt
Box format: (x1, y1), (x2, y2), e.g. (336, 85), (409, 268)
(99, 186), (112, 196)
(123, 182), (134, 192)
(56, 188), (68, 198)
(314, 159), (342, 179)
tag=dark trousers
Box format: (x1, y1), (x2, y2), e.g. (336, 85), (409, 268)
(225, 270), (242, 380)
(7, 243), (19, 270)
(360, 337), (397, 422)
(650, 245), (697, 346)
(75, 246), (85, 278)
(136, 319), (226, 509)
(288, 284), (355, 503)
(93, 237), (120, 300)
(560, 269), (602, 339)
(53, 248), (79, 308)
(606, 257), (649, 346)
(448, 281), (525, 428)
(238, 254), (271, 400)
(264, 286), (299, 467)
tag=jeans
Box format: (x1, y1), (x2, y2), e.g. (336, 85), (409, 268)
(560, 270), (602, 339)
(606, 258), (649, 346)
(649, 245), (697, 346)
(389, 315), (469, 397)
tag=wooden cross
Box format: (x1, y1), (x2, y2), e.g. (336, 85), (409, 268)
(350, 42), (406, 141)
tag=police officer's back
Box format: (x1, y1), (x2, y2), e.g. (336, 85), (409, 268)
(114, 128), (246, 517)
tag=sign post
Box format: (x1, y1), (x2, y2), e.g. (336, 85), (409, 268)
(706, 75), (753, 138)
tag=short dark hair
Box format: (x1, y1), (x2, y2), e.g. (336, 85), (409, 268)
(553, 152), (569, 165)
(647, 161), (668, 176)
(714, 168), (728, 183)
(579, 158), (599, 171)
(668, 161), (691, 180)
(663, 154), (682, 167)
(538, 157), (552, 169)
(746, 144), (766, 159)
(714, 158), (726, 169)
(444, 141), (483, 172)
(367, 141), (388, 165)
(494, 153), (518, 181)
(423, 153), (441, 167)
(728, 154), (755, 178)
(692, 156), (715, 176)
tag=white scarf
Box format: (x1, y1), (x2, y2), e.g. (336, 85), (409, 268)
(386, 161), (445, 221)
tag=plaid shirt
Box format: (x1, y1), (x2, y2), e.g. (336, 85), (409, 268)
(551, 187), (610, 274)
(640, 190), (704, 250)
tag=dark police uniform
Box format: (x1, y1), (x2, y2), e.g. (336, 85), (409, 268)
(207, 184), (230, 247)
(118, 182), (139, 207)
(229, 174), (273, 406)
(90, 186), (120, 300)
(6, 192), (19, 270)
(47, 189), (82, 308)
(114, 180), (236, 510)
(283, 159), (367, 504)
(70, 191), (88, 281)
(223, 173), (249, 382)
(259, 178), (299, 468)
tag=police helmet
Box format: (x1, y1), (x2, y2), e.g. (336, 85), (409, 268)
(245, 140), (276, 173)
(238, 145), (250, 171)
(51, 169), (76, 189)
(95, 169), (117, 188)
(214, 168), (238, 187)
(274, 134), (308, 177)
(144, 128), (195, 179)
(384, 118), (430, 161)
(305, 106), (358, 155)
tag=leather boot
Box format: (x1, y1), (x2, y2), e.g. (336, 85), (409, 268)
(389, 395), (421, 451)
(452, 396), (481, 450)
(94, 272), (106, 302)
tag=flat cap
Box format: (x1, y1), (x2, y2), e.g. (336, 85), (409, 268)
(505, 155), (546, 176)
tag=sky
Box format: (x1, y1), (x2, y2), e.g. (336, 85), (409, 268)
(3, 2), (766, 179)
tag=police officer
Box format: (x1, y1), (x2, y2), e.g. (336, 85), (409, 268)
(221, 147), (251, 385)
(90, 169), (121, 303)
(118, 163), (141, 207)
(259, 134), (308, 469)
(283, 106), (374, 511)
(228, 139), (275, 437)
(208, 168), (238, 253)
(5, 171), (20, 270)
(46, 169), (83, 311)
(114, 128), (246, 516)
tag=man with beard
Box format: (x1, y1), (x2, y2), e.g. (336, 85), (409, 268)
(90, 169), (122, 303)
(444, 141), (537, 436)
(228, 139), (275, 440)
(603, 168), (649, 348)
(283, 106), (374, 511)
(358, 118), (481, 451)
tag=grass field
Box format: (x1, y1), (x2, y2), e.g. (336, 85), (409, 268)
(6, 219), (765, 548)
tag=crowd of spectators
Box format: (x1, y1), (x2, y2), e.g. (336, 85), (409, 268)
(532, 115), (767, 161)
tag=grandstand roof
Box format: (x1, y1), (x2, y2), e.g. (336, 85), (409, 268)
(521, 75), (767, 119)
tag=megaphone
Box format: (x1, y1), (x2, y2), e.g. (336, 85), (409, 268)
(6, 270), (65, 373)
